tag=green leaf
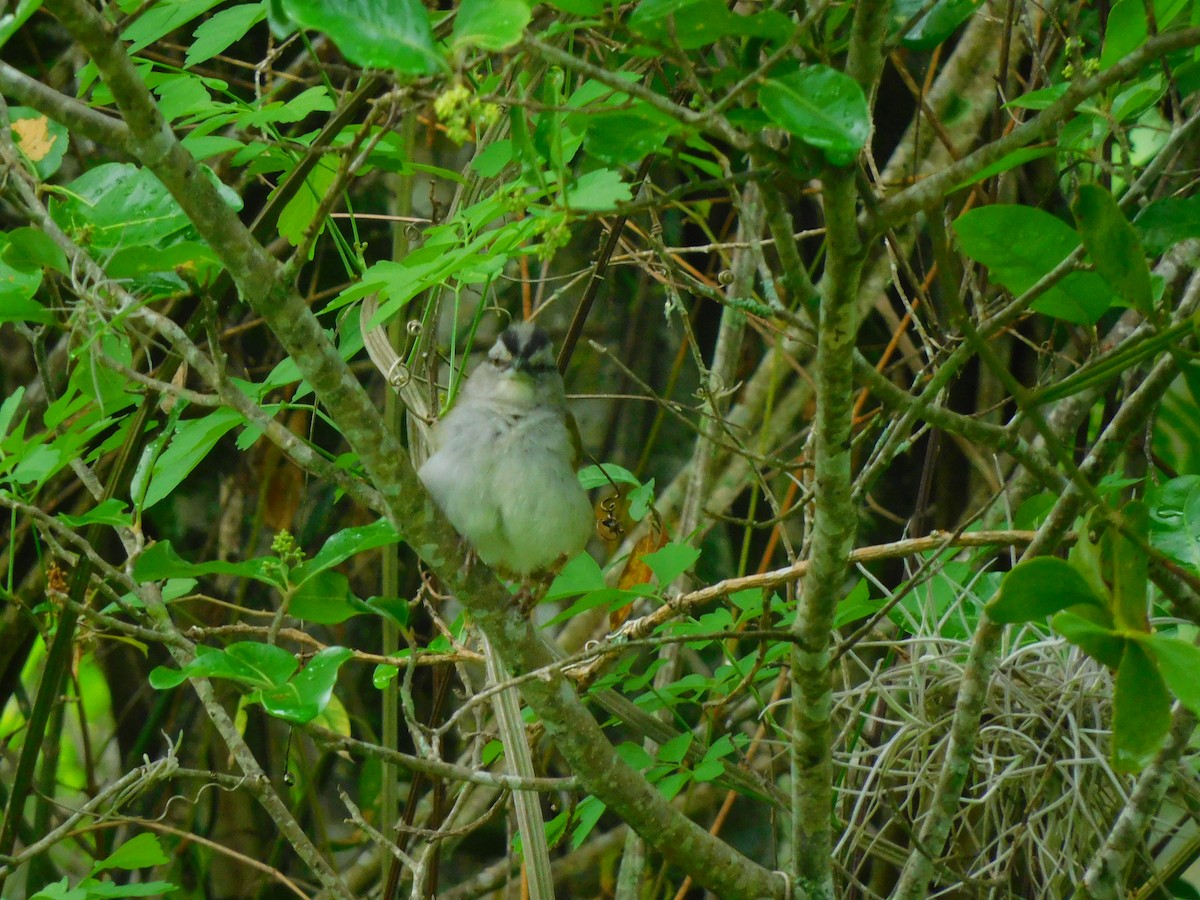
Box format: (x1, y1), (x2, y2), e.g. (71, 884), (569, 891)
(643, 542), (700, 586)
(186, 2), (267, 68)
(1148, 476), (1200, 572)
(547, 0), (603, 11)
(2, 227), (68, 274)
(1112, 641), (1171, 772)
(1051, 609), (1124, 669)
(132, 540), (284, 586)
(289, 570), (366, 624)
(58, 499), (132, 528)
(1073, 185), (1152, 312)
(149, 644), (266, 690)
(582, 103), (681, 167)
(0, 0), (41, 55)
(141, 408), (244, 510)
(279, 0), (442, 74)
(293, 518), (403, 582)
(987, 557), (1107, 623)
(8, 106), (69, 178)
(657, 730), (692, 764)
(954, 205), (1116, 324)
(759, 66), (869, 167)
(893, 0), (980, 50)
(92, 834), (169, 873)
(578, 463), (641, 489)
(565, 168), (631, 211)
(570, 796), (606, 850)
(1111, 500), (1150, 632)
(1139, 634), (1200, 715)
(629, 0), (790, 49)
(276, 155), (338, 247)
(1134, 197), (1200, 255)
(257, 646), (352, 724)
(0, 255), (46, 324)
(122, 0), (224, 52)
(544, 552), (607, 600)
(52, 163), (188, 250)
(451, 0), (530, 51)
(224, 641), (301, 685)
(107, 241), (220, 282)
(471, 140), (512, 178)
(1100, 0), (1147, 70)
(951, 146), (1054, 191)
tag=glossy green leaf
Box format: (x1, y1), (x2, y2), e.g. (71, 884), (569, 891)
(578, 463), (641, 489)
(1112, 641), (1171, 772)
(629, 0), (777, 49)
(893, 0), (980, 50)
(582, 103), (682, 167)
(51, 163), (191, 251)
(8, 106), (68, 178)
(1051, 610), (1124, 669)
(293, 518), (403, 582)
(92, 834), (170, 873)
(954, 205), (1117, 324)
(1140, 634), (1200, 715)
(224, 641), (300, 685)
(186, 2), (266, 68)
(1100, 0), (1146, 70)
(451, 0), (530, 51)
(149, 644), (266, 689)
(257, 646), (352, 724)
(987, 556), (1107, 623)
(132, 540), (284, 586)
(288, 570), (364, 624)
(1073, 184), (1152, 312)
(759, 66), (869, 167)
(1148, 476), (1200, 572)
(1134, 197), (1200, 255)
(2, 227), (68, 274)
(279, 0), (442, 74)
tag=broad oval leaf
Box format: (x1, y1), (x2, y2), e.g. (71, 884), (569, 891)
(954, 205), (1116, 324)
(8, 106), (68, 178)
(759, 66), (869, 167)
(1134, 197), (1200, 255)
(1148, 475), (1200, 572)
(280, 0), (443, 74)
(451, 0), (531, 52)
(892, 0), (981, 50)
(1112, 641), (1171, 773)
(257, 646), (353, 724)
(1140, 634), (1200, 715)
(1073, 184), (1152, 312)
(1051, 609), (1124, 669)
(987, 556), (1107, 623)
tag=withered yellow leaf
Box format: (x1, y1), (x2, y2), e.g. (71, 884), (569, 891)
(12, 116), (58, 162)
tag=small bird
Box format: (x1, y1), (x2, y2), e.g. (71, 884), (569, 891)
(418, 322), (594, 577)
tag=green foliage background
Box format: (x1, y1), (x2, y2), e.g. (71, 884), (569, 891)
(2, 0), (1200, 897)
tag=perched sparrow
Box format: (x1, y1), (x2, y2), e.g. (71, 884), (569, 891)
(418, 323), (593, 577)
